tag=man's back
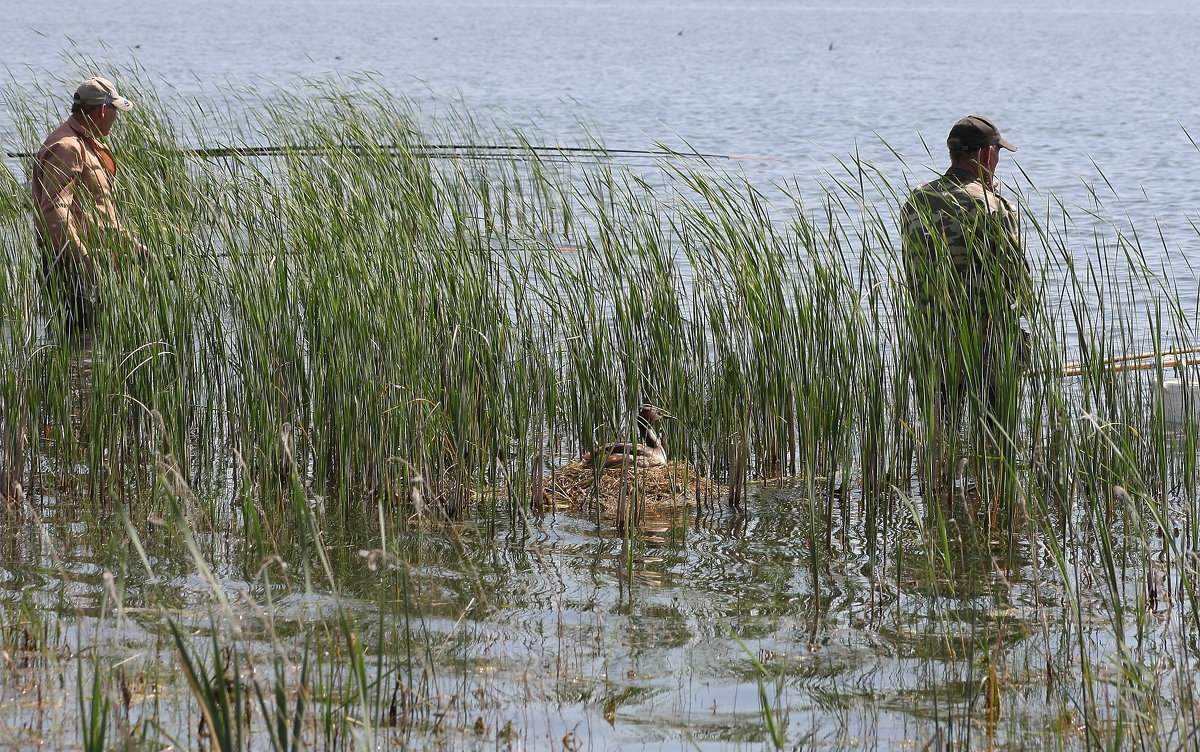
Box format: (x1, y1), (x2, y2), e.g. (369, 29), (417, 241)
(901, 166), (1026, 320)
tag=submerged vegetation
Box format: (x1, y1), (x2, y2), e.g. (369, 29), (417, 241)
(2, 66), (1200, 749)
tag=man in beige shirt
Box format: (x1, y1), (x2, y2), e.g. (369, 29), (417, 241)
(32, 76), (147, 329)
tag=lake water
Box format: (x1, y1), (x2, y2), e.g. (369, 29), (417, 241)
(3, 2), (1200, 750)
(5, 0), (1200, 213)
(5, 0), (1200, 316)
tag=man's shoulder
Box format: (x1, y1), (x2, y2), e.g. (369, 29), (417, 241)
(913, 172), (981, 197)
(35, 124), (87, 176)
(906, 176), (970, 215)
(909, 172), (1010, 217)
(38, 121), (84, 155)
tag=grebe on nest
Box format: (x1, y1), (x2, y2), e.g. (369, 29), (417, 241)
(586, 405), (671, 469)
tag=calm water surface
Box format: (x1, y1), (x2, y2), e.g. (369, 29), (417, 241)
(4, 0), (1200, 312)
(3, 0), (1199, 212)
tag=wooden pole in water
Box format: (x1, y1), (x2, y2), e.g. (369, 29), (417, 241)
(1056, 346), (1200, 377)
(1059, 354), (1200, 378)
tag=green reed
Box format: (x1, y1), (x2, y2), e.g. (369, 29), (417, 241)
(5, 63), (1200, 749)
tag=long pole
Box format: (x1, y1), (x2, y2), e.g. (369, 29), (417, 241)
(7, 142), (774, 162)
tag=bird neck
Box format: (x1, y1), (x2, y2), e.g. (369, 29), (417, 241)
(638, 420), (662, 449)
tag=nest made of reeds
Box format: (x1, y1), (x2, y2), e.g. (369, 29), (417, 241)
(535, 459), (722, 521)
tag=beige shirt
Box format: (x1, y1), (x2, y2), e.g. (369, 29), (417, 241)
(31, 115), (136, 263)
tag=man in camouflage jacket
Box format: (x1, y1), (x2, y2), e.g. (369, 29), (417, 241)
(900, 115), (1033, 490)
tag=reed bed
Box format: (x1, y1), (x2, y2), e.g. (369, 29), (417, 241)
(1, 65), (1200, 750)
(536, 459), (721, 520)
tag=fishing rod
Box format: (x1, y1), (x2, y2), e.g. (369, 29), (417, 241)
(7, 142), (775, 162)
(190, 246), (582, 259)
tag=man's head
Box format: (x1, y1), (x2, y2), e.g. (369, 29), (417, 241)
(71, 77), (133, 136)
(947, 115), (1015, 183)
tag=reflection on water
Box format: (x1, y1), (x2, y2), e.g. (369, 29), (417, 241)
(0, 418), (1167, 751)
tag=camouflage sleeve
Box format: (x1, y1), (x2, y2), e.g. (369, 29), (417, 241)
(900, 195), (937, 307)
(899, 198), (921, 292)
(998, 197), (1033, 313)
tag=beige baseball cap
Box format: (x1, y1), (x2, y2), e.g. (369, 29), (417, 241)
(74, 77), (133, 111)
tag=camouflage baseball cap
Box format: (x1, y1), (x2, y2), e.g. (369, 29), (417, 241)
(947, 115), (1015, 152)
(74, 77), (133, 111)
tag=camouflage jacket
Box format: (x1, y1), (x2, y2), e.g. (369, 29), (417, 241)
(900, 166), (1031, 321)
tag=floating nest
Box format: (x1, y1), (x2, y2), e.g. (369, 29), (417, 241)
(536, 459), (722, 521)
